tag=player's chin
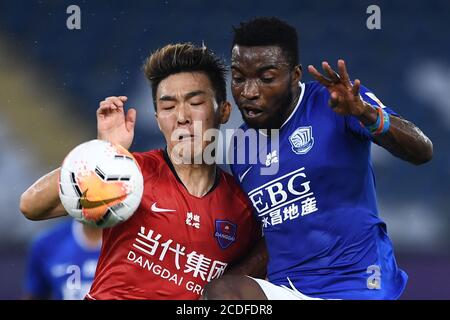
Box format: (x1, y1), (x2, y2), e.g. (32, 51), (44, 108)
(171, 139), (205, 164)
(242, 112), (270, 130)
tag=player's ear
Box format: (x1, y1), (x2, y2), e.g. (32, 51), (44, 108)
(218, 101), (231, 124)
(291, 64), (302, 86)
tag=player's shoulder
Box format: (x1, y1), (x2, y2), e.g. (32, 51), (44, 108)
(304, 81), (330, 100)
(219, 169), (238, 185)
(218, 169), (251, 203)
(132, 149), (164, 161)
(301, 81), (343, 116)
(131, 149), (165, 170)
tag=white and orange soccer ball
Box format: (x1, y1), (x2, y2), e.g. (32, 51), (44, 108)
(59, 139), (144, 228)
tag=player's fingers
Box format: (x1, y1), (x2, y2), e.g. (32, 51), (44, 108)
(338, 59), (352, 88)
(352, 79), (361, 97)
(328, 91), (339, 108)
(97, 102), (117, 115)
(99, 100), (117, 111)
(105, 96), (125, 108)
(322, 61), (340, 83)
(125, 108), (137, 132)
(308, 65), (332, 87)
(105, 96), (127, 102)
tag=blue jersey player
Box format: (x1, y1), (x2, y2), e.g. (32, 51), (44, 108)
(203, 17), (433, 300)
(24, 220), (101, 300)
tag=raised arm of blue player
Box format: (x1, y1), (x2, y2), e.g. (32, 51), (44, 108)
(308, 59), (433, 165)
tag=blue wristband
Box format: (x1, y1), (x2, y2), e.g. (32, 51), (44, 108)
(365, 105), (381, 133)
(380, 109), (390, 135)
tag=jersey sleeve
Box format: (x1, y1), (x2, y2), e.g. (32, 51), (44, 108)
(131, 152), (145, 169)
(24, 237), (51, 298)
(344, 84), (400, 141)
(132, 151), (161, 176)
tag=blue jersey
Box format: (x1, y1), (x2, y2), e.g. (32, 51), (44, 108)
(230, 81), (407, 299)
(24, 220), (101, 300)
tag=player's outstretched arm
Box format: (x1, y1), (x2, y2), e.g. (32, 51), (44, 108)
(308, 60), (433, 165)
(20, 96), (137, 221)
(20, 168), (67, 221)
(97, 96), (136, 149)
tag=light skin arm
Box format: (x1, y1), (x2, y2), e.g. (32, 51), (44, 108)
(308, 60), (433, 165)
(19, 96), (137, 221)
(19, 168), (66, 220)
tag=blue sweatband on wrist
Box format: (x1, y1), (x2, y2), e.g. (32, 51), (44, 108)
(380, 109), (390, 135)
(365, 105), (381, 133)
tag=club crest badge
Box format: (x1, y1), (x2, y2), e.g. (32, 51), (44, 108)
(214, 220), (237, 249)
(289, 126), (314, 155)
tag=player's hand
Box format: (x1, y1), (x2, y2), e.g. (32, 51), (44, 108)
(308, 60), (367, 116)
(96, 96), (136, 150)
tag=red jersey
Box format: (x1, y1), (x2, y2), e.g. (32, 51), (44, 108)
(87, 149), (260, 299)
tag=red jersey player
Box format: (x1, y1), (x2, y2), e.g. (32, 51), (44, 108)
(20, 43), (261, 299)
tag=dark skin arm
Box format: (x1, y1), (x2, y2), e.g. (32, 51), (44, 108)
(308, 60), (433, 165)
(200, 237), (269, 300)
(225, 237), (268, 279)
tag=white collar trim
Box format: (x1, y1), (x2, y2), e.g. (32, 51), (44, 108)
(259, 81), (305, 137)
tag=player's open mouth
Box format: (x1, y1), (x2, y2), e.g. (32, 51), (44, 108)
(242, 106), (263, 119)
(178, 134), (195, 141)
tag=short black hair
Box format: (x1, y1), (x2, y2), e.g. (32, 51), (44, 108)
(143, 43), (228, 110)
(232, 17), (299, 67)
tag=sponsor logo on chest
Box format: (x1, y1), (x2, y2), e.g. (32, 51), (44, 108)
(214, 220), (237, 249)
(247, 167), (319, 229)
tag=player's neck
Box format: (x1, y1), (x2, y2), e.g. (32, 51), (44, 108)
(278, 85), (301, 129)
(173, 162), (217, 197)
(164, 148), (217, 197)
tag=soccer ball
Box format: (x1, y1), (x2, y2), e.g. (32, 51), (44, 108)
(59, 139), (144, 228)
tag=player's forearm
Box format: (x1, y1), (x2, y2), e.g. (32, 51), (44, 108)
(226, 237), (268, 278)
(20, 168), (67, 220)
(358, 104), (433, 165)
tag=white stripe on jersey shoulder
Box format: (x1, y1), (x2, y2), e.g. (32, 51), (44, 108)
(85, 293), (96, 300)
(259, 82), (305, 137)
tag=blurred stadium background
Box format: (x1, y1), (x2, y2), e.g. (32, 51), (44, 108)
(0, 0), (448, 299)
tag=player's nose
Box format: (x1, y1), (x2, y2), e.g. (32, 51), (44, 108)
(241, 79), (260, 100)
(176, 104), (191, 124)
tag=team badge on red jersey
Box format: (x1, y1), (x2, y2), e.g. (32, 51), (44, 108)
(214, 220), (237, 249)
